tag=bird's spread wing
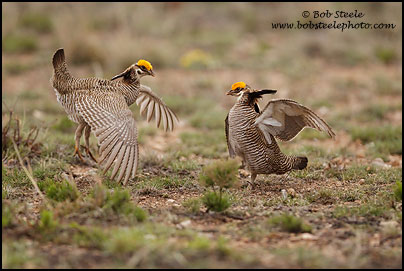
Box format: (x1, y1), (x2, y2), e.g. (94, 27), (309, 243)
(135, 85), (179, 132)
(76, 92), (139, 185)
(254, 99), (335, 144)
(225, 113), (236, 158)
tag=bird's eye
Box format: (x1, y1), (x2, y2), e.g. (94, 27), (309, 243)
(236, 87), (240, 91)
(137, 70), (141, 75)
(140, 66), (147, 71)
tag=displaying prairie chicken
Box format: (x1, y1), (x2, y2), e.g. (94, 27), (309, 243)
(225, 81), (335, 185)
(51, 48), (178, 185)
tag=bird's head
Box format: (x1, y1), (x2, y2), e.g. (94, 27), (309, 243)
(226, 81), (250, 96)
(134, 59), (155, 78)
(226, 81), (277, 100)
(111, 59), (155, 81)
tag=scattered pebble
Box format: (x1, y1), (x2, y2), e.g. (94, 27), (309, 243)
(300, 233), (318, 241)
(33, 110), (45, 120)
(281, 189), (288, 201)
(167, 199), (175, 203)
(369, 233), (381, 247)
(179, 156), (187, 162)
(287, 188), (296, 198)
(239, 169), (250, 177)
(358, 179), (365, 185)
(179, 219), (191, 228)
(380, 220), (399, 229)
(372, 158), (391, 169)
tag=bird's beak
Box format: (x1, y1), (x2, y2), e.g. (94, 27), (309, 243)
(149, 70), (155, 77)
(226, 90), (235, 95)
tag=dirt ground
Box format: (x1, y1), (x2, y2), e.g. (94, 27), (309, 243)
(2, 2), (402, 268)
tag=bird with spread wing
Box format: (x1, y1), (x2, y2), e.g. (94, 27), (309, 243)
(51, 48), (178, 185)
(225, 81), (335, 186)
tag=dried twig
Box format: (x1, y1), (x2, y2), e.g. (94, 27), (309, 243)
(11, 137), (50, 207)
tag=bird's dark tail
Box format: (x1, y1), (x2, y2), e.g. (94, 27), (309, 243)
(52, 48), (66, 70)
(293, 156), (308, 170)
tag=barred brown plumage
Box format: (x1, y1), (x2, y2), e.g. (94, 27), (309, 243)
(225, 82), (335, 185)
(51, 48), (178, 185)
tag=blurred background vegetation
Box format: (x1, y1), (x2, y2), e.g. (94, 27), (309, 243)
(2, 3), (402, 268)
(2, 2), (402, 161)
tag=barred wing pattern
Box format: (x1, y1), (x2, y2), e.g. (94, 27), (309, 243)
(76, 92), (139, 185)
(254, 99), (335, 144)
(136, 85), (179, 132)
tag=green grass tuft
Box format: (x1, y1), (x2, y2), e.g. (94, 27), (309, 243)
(2, 34), (38, 54)
(350, 125), (402, 156)
(268, 213), (312, 233)
(19, 12), (53, 33)
(38, 178), (79, 202)
(374, 47), (397, 64)
(182, 198), (202, 214)
(306, 188), (336, 205)
(2, 202), (14, 228)
(199, 159), (239, 189)
(38, 210), (59, 233)
(90, 185), (147, 222)
(199, 159), (238, 212)
(202, 191), (231, 212)
(3, 62), (32, 75)
(52, 116), (75, 133)
(393, 181), (402, 201)
(70, 223), (108, 249)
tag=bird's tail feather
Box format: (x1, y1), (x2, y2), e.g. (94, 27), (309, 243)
(52, 48), (65, 70)
(293, 156), (308, 170)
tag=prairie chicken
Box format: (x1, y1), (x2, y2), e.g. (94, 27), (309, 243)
(51, 48), (178, 185)
(225, 81), (335, 185)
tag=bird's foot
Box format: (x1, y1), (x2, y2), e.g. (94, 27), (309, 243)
(85, 147), (98, 163)
(73, 145), (85, 163)
(246, 180), (256, 190)
(241, 180), (256, 190)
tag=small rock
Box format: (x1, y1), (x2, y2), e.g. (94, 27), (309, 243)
(33, 110), (45, 120)
(358, 179), (365, 185)
(239, 169), (250, 177)
(372, 158), (391, 169)
(179, 156), (187, 162)
(179, 219), (191, 228)
(167, 199), (175, 203)
(300, 233), (318, 241)
(369, 233), (380, 247)
(281, 189), (288, 201)
(380, 220), (399, 229)
(287, 188), (297, 198)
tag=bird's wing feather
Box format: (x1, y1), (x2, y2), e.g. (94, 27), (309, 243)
(135, 85), (179, 132)
(254, 99), (335, 142)
(76, 92), (139, 185)
(225, 113), (236, 158)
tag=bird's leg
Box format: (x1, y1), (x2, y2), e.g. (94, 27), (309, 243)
(84, 125), (97, 163)
(247, 173), (257, 189)
(73, 123), (86, 163)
